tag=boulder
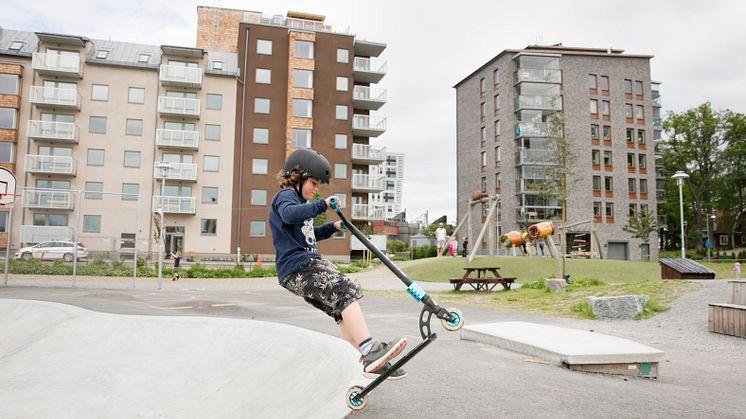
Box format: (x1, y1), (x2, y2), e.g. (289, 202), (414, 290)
(544, 278), (565, 293)
(587, 295), (649, 320)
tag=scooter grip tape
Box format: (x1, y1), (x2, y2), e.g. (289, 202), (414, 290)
(406, 282), (427, 302)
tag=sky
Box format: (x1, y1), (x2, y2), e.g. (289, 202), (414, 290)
(3, 0), (745, 224)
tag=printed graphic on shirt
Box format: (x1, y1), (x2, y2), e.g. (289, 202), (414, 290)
(302, 218), (317, 251)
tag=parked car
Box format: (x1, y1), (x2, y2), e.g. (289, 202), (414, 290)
(14, 241), (88, 262)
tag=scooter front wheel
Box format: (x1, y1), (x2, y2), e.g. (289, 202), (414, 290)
(345, 385), (368, 411)
(440, 307), (464, 331)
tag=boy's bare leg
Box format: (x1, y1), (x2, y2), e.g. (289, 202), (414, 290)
(339, 300), (370, 352)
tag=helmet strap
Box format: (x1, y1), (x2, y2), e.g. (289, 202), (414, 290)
(294, 177), (307, 201)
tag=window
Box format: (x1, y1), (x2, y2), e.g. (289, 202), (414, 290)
(292, 99), (312, 117)
(493, 69), (499, 86)
(495, 146), (501, 165)
(293, 69), (313, 88)
(253, 127), (269, 144)
(629, 203), (637, 216)
(605, 202), (614, 217)
(292, 129), (312, 148)
(0, 108), (16, 129)
(494, 120), (501, 138)
(197, 219), (216, 235)
(251, 189), (267, 206)
(33, 213), (68, 227)
(335, 134), (347, 149)
(603, 151), (612, 166)
(83, 215), (101, 233)
(494, 94), (500, 114)
(337, 48), (349, 63)
(212, 61), (223, 70)
(480, 151), (487, 170)
(626, 128), (634, 143)
(593, 202), (602, 217)
(638, 154), (646, 169)
(637, 130), (646, 144)
(591, 124), (599, 140)
(91, 84), (109, 102)
(592, 176), (601, 191)
(96, 50), (109, 59)
(0, 212), (5, 232)
(122, 183), (139, 200)
(336, 105), (348, 120)
(125, 119), (143, 136)
(605, 176), (613, 192)
(87, 149), (105, 166)
(294, 40), (314, 59)
(254, 98), (270, 114)
(628, 178), (636, 193)
(624, 79), (632, 95)
(625, 104), (634, 120)
(600, 76), (609, 92)
(641, 204), (649, 214)
(636, 105), (644, 121)
(257, 39), (272, 55)
(588, 74), (597, 90)
(0, 142), (14, 163)
(138, 54), (150, 63)
(591, 149), (601, 165)
(128, 87), (145, 104)
(719, 235), (728, 246)
(334, 163), (347, 179)
(252, 158), (268, 174)
(206, 94), (222, 110)
(250, 221), (266, 237)
(627, 153), (635, 168)
(0, 74), (19, 95)
(123, 151), (141, 168)
(336, 76), (348, 91)
(480, 102), (485, 121)
(635, 80), (643, 96)
(602, 126), (611, 141)
(480, 127), (486, 147)
(590, 99), (598, 115)
(204, 124), (220, 141)
(9, 41), (23, 50)
(639, 179), (648, 194)
(202, 186), (218, 204)
(255, 68), (271, 84)
(85, 182), (103, 199)
(481, 177), (487, 193)
(89, 116), (107, 133)
(479, 78), (486, 97)
(601, 100), (610, 117)
(203, 155), (219, 172)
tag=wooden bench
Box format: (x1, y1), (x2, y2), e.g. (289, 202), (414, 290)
(449, 267), (515, 292)
(708, 303), (746, 338)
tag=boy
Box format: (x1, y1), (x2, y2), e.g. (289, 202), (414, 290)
(269, 148), (408, 380)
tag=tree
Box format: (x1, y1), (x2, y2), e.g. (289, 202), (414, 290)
(623, 209), (659, 248)
(718, 113), (746, 248)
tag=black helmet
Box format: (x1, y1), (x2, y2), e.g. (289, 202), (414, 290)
(283, 148), (331, 184)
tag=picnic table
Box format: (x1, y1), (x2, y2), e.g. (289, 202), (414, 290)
(449, 267), (516, 292)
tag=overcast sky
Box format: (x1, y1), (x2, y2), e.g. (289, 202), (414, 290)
(4, 0), (745, 223)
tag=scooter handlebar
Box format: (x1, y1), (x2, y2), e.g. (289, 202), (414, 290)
(329, 196), (340, 210)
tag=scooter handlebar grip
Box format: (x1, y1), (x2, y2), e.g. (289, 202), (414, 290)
(329, 196), (338, 209)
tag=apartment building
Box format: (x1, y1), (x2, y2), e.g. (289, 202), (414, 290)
(194, 7), (388, 258)
(0, 29), (238, 257)
(455, 45), (660, 261)
(370, 151), (404, 220)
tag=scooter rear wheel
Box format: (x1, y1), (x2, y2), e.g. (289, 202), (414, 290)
(441, 307), (464, 331)
(345, 385), (368, 411)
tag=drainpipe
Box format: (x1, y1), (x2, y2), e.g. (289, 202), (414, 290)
(236, 27), (249, 264)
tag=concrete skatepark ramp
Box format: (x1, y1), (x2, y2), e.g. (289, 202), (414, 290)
(0, 299), (359, 418)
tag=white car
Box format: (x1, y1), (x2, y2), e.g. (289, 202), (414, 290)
(15, 241), (89, 262)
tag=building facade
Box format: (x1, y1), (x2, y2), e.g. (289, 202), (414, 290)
(370, 151), (404, 220)
(455, 45), (660, 261)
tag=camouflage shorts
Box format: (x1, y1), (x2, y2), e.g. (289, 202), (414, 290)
(281, 258), (363, 323)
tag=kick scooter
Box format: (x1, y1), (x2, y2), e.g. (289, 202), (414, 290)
(328, 198), (465, 411)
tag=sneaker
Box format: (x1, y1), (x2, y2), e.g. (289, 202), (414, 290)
(361, 337), (407, 373)
(363, 362), (408, 381)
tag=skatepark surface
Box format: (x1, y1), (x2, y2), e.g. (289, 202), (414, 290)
(0, 299), (360, 419)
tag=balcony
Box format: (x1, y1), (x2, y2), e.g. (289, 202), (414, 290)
(351, 204), (385, 221)
(155, 129), (199, 150)
(515, 95), (562, 111)
(20, 225), (73, 244)
(352, 174), (385, 193)
(152, 196), (196, 215)
(29, 86), (81, 110)
(25, 155), (77, 176)
(353, 57), (386, 83)
(157, 96), (200, 119)
(515, 149), (553, 165)
(354, 39), (386, 57)
(352, 86), (387, 111)
(515, 67), (561, 84)
(32, 52), (84, 78)
(22, 189), (75, 210)
(153, 162), (198, 182)
(159, 64), (203, 89)
(351, 144), (386, 165)
(352, 114), (386, 137)
(514, 122), (554, 138)
(27, 120), (79, 143)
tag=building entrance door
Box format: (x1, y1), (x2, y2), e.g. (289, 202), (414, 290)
(166, 226), (184, 255)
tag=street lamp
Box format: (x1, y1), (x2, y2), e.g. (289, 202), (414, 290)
(672, 171), (689, 259)
(155, 162), (172, 290)
(706, 213), (716, 262)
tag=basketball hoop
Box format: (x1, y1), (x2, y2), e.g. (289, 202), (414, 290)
(0, 168), (17, 206)
(0, 193), (21, 206)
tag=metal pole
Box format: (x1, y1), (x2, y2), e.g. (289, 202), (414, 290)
(133, 194), (140, 288)
(72, 190), (81, 288)
(678, 182), (686, 259)
(706, 213), (711, 263)
(3, 205), (13, 287)
(158, 178), (165, 290)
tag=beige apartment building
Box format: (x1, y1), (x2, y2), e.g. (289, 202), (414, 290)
(0, 28), (238, 258)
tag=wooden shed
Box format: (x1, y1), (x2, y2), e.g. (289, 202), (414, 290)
(659, 258), (716, 280)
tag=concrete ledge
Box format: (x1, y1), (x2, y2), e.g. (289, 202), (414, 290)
(461, 321), (664, 365)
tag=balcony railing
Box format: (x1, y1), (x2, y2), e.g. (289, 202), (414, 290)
(352, 85), (387, 110)
(20, 225), (73, 243)
(155, 129), (199, 150)
(159, 64), (203, 88)
(243, 11), (351, 35)
(353, 57), (387, 83)
(351, 204), (385, 221)
(351, 144), (386, 164)
(514, 121), (554, 138)
(29, 86), (81, 110)
(352, 174), (385, 192)
(515, 95), (562, 111)
(27, 120), (79, 143)
(352, 114), (387, 137)
(25, 155), (77, 176)
(515, 149), (553, 165)
(32, 52), (83, 78)
(152, 196), (196, 214)
(157, 96), (200, 119)
(515, 67), (562, 84)
(153, 162), (198, 182)
(22, 189), (75, 210)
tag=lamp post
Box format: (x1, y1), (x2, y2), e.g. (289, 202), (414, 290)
(155, 162), (172, 290)
(672, 171), (689, 259)
(706, 213), (716, 262)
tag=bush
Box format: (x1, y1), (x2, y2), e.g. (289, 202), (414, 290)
(571, 301), (595, 319)
(412, 245), (437, 260)
(387, 239), (407, 253)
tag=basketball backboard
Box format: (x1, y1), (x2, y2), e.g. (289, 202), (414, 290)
(0, 167), (17, 205)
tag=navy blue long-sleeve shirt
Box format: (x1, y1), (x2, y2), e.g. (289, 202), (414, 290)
(269, 188), (338, 281)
